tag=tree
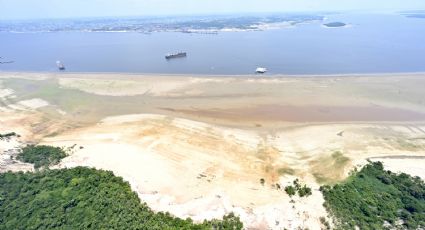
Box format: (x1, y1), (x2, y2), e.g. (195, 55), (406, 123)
(285, 185), (296, 197)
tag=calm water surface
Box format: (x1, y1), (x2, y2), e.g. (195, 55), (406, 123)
(1, 13), (424, 75)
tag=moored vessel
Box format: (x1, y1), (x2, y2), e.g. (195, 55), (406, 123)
(56, 61), (65, 70)
(256, 67), (267, 74)
(165, 52), (187, 59)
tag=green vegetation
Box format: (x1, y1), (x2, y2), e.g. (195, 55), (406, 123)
(17, 145), (68, 169)
(0, 167), (243, 229)
(321, 161), (425, 229)
(260, 178), (265, 186)
(297, 185), (312, 197)
(284, 179), (312, 197)
(293, 179), (312, 197)
(284, 185), (296, 197)
(0, 132), (17, 140)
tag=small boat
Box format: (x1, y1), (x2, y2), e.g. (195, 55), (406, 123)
(165, 52), (187, 60)
(56, 61), (65, 70)
(256, 67), (267, 74)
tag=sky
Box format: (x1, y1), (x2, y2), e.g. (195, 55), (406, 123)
(1, 0), (425, 20)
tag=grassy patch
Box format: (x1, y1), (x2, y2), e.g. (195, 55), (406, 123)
(277, 167), (295, 176)
(321, 161), (425, 229)
(311, 151), (351, 184)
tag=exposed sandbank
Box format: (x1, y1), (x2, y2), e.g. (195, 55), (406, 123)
(1, 72), (425, 229)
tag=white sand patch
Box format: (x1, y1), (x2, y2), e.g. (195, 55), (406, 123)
(18, 98), (49, 109)
(0, 88), (14, 98)
(370, 158), (425, 179)
(0, 80), (16, 100)
(188, 77), (235, 84)
(0, 98), (49, 112)
(246, 78), (297, 84)
(6, 104), (27, 111)
(0, 107), (13, 112)
(0, 133), (33, 173)
(0, 73), (49, 80)
(56, 109), (67, 115)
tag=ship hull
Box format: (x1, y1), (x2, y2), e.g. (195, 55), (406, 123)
(165, 52), (187, 59)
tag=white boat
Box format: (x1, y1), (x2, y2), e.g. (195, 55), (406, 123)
(256, 67), (267, 74)
(56, 61), (65, 70)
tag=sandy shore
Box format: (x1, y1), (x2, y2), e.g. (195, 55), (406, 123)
(1, 72), (425, 229)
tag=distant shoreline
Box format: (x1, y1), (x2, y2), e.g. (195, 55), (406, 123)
(1, 70), (425, 79)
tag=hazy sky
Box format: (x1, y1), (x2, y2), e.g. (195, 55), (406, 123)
(1, 0), (425, 20)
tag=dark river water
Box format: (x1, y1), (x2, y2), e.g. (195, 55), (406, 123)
(1, 13), (425, 75)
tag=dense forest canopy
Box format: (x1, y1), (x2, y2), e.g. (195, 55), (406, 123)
(0, 167), (243, 229)
(321, 161), (425, 229)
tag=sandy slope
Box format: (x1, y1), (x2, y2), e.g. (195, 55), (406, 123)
(43, 114), (425, 229)
(1, 72), (425, 229)
(46, 114), (330, 229)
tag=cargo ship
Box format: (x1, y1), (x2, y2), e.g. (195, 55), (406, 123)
(165, 52), (187, 59)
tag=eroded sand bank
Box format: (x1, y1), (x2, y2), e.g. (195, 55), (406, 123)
(1, 72), (425, 229)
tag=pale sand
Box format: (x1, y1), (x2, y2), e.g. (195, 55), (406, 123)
(46, 114), (330, 229)
(1, 72), (425, 229)
(0, 88), (14, 98)
(368, 156), (425, 179)
(57, 76), (238, 97)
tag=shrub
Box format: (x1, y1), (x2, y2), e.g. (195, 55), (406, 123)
(285, 185), (296, 196)
(285, 179), (312, 198)
(0, 132), (17, 140)
(17, 145), (68, 169)
(298, 185), (312, 197)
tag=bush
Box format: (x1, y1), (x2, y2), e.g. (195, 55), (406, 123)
(0, 132), (17, 140)
(285, 185), (296, 196)
(298, 185), (312, 197)
(285, 179), (312, 198)
(17, 145), (68, 169)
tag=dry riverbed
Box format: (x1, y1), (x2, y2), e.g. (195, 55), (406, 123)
(1, 72), (425, 229)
